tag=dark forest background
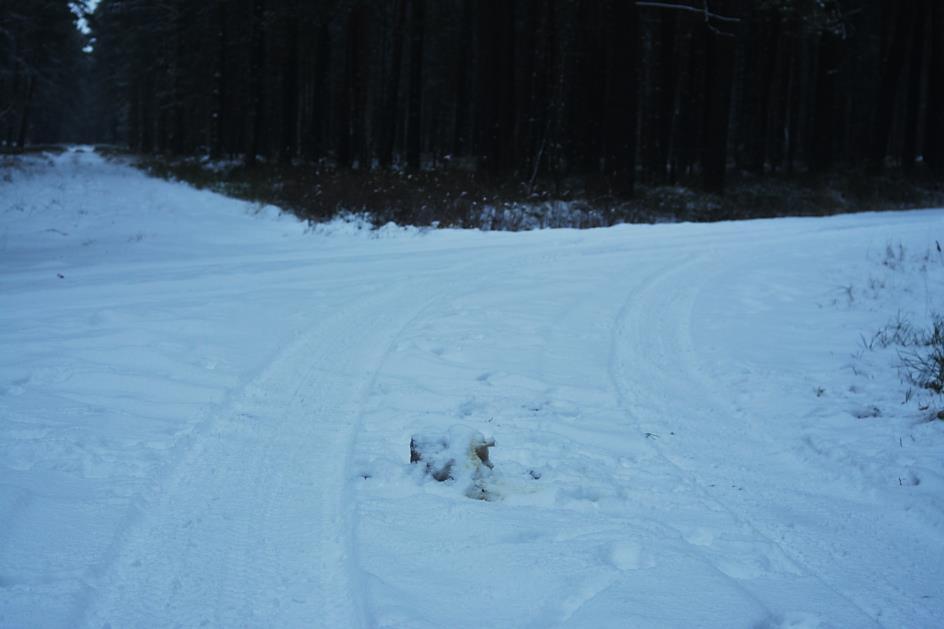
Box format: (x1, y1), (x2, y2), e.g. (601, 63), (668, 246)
(2, 1), (944, 225)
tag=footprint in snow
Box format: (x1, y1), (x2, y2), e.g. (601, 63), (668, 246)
(607, 540), (655, 571)
(851, 405), (881, 419)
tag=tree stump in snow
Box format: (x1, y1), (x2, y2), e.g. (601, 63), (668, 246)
(410, 429), (494, 482)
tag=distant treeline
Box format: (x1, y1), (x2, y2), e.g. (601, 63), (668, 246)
(4, 1), (944, 195)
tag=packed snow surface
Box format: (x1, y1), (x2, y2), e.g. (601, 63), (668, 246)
(2, 148), (943, 628)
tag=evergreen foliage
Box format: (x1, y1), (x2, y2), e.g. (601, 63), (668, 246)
(4, 1), (943, 196)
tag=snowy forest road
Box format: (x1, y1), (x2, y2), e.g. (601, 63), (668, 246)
(81, 231), (544, 627)
(2, 150), (943, 628)
(82, 282), (414, 627)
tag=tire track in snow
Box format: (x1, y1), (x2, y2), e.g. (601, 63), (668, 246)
(666, 237), (943, 627)
(79, 235), (544, 628)
(81, 280), (433, 628)
(607, 246), (882, 626)
(597, 255), (784, 620)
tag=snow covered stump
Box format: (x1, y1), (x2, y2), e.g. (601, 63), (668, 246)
(410, 428), (497, 500)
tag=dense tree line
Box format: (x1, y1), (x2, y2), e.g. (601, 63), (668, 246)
(0, 1), (88, 147)
(7, 1), (944, 197)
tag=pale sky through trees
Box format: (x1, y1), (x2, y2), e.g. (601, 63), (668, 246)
(72, 0), (99, 37)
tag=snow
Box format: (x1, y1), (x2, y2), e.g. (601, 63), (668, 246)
(1, 147), (943, 628)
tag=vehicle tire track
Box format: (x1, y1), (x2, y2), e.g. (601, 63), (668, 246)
(81, 281), (433, 628)
(607, 249), (882, 626)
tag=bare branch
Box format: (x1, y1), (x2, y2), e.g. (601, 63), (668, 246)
(636, 1), (740, 24)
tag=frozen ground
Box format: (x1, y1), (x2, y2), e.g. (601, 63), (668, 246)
(1, 148), (943, 628)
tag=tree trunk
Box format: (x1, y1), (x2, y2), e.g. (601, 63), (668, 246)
(674, 17), (705, 180)
(129, 74), (141, 151)
(901, 1), (927, 170)
(516, 1), (538, 173)
(15, 74), (34, 149)
(451, 0), (472, 157)
(141, 71), (155, 153)
(810, 30), (840, 173)
(869, 1), (911, 172)
(702, 12), (737, 194)
(280, 11), (299, 163)
(927, 3), (944, 172)
(656, 11), (677, 183)
(406, 0), (424, 171)
(349, 3), (368, 169)
(211, 0), (227, 158)
(305, 21), (330, 161)
(379, 0), (406, 167)
(750, 13), (780, 174)
(495, 0), (516, 176)
(476, 1), (498, 174)
(246, 0), (266, 166)
(604, 0), (637, 196)
(785, 35), (803, 174)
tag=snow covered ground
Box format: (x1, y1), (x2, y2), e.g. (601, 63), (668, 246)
(1, 147), (943, 628)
